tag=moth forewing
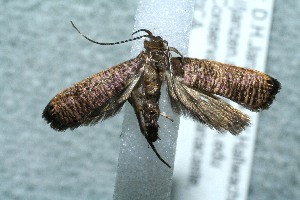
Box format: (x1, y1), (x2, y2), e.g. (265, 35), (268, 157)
(171, 57), (281, 112)
(42, 56), (144, 131)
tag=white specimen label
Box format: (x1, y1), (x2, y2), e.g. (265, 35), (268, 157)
(172, 0), (274, 200)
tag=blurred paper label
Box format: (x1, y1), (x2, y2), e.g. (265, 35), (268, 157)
(172, 0), (274, 200)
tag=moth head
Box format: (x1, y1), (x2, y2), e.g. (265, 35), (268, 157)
(144, 36), (168, 51)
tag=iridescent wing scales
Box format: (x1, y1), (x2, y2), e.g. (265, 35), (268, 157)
(43, 56), (144, 131)
(171, 57), (281, 111)
(167, 57), (280, 135)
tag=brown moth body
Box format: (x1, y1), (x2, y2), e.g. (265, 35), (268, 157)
(43, 22), (281, 168)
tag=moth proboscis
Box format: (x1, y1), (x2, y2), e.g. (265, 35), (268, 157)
(43, 21), (281, 168)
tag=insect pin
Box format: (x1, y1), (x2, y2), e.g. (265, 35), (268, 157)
(43, 21), (281, 168)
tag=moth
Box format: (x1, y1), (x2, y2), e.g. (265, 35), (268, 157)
(43, 22), (281, 168)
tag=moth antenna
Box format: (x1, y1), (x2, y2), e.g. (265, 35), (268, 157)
(70, 21), (148, 45)
(132, 29), (153, 37)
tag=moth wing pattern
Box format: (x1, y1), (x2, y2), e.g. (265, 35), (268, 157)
(42, 25), (282, 168)
(43, 57), (144, 131)
(171, 57), (281, 111)
(168, 57), (280, 135)
(167, 75), (250, 135)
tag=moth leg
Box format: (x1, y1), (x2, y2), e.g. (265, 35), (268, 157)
(160, 112), (174, 122)
(128, 91), (147, 137)
(146, 140), (171, 168)
(169, 47), (183, 58)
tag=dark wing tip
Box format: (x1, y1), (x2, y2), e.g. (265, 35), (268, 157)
(257, 76), (281, 111)
(269, 77), (281, 97)
(42, 102), (69, 131)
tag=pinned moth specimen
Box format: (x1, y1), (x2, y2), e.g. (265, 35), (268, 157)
(43, 22), (281, 168)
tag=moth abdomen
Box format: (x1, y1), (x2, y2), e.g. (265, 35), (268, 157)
(141, 63), (163, 142)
